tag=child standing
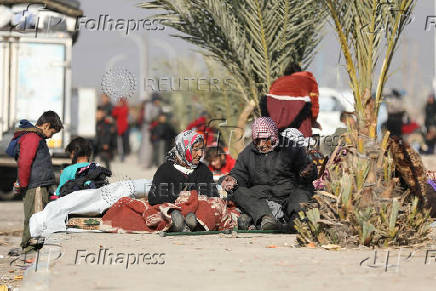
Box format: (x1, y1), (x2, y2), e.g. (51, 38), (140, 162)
(7, 111), (63, 250)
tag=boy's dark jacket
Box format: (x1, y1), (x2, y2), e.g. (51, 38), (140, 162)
(6, 120), (56, 189)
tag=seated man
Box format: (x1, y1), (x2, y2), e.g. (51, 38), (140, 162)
(221, 117), (317, 231)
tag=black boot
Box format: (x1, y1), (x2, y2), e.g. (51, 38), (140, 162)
(169, 210), (186, 232)
(237, 214), (252, 230)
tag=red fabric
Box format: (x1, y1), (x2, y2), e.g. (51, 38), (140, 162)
(208, 154), (236, 175)
(102, 191), (240, 232)
(268, 71), (319, 137)
(186, 116), (207, 131)
(17, 133), (41, 187)
(402, 122), (420, 135)
(269, 71), (319, 119)
(186, 116), (215, 146)
(112, 105), (129, 135)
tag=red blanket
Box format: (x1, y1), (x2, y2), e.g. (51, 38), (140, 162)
(102, 191), (240, 232)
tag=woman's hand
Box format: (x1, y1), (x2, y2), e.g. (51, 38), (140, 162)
(221, 176), (237, 192)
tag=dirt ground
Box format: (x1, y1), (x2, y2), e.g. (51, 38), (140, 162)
(0, 154), (435, 290)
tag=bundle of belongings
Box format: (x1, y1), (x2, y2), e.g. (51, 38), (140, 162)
(29, 180), (151, 237)
(102, 190), (240, 233)
(59, 163), (112, 197)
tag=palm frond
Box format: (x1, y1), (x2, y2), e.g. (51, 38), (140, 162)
(140, 0), (326, 107)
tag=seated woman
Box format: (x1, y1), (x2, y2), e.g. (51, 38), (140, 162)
(148, 130), (219, 231)
(221, 117), (317, 231)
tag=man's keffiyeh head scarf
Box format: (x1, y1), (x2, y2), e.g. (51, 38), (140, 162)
(251, 117), (279, 151)
(167, 130), (204, 169)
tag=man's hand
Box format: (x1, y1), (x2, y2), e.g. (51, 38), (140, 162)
(13, 181), (26, 195)
(221, 176), (237, 192)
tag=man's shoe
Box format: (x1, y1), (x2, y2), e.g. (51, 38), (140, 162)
(260, 215), (280, 231)
(238, 214), (252, 230)
(185, 213), (199, 231)
(169, 210), (186, 232)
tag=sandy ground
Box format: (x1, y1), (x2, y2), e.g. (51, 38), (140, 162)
(19, 232), (436, 291)
(0, 154), (435, 290)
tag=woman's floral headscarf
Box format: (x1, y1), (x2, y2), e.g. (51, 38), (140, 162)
(251, 117), (279, 152)
(167, 130), (204, 169)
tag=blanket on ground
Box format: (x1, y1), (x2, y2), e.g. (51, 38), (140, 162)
(29, 180), (151, 237)
(102, 190), (240, 232)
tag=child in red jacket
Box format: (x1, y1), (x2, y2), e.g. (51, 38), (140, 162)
(205, 146), (236, 182)
(6, 111), (63, 250)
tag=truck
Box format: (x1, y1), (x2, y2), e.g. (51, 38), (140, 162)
(0, 0), (96, 200)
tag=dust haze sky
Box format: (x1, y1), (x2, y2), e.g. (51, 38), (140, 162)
(72, 0), (435, 109)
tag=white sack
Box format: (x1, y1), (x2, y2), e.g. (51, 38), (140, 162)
(30, 180), (152, 237)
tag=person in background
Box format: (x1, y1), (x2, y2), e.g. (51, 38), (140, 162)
(100, 94), (113, 117)
(6, 111), (63, 251)
(95, 106), (115, 169)
(186, 113), (216, 146)
(204, 146), (236, 181)
(139, 93), (163, 168)
(55, 137), (92, 197)
(423, 94), (436, 154)
(425, 94), (436, 130)
(112, 97), (130, 162)
(385, 89), (405, 138)
(150, 112), (177, 167)
(260, 61), (320, 137)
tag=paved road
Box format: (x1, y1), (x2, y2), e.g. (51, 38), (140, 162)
(19, 232), (436, 291)
(1, 154), (435, 290)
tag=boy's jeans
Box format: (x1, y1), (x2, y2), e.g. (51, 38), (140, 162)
(21, 186), (50, 249)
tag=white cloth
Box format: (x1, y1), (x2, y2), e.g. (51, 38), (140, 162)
(174, 164), (194, 175)
(29, 180), (151, 238)
(266, 94), (311, 102)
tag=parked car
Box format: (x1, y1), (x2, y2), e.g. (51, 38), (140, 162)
(313, 87), (355, 136)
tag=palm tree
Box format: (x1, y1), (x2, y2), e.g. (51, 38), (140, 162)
(295, 0), (432, 247)
(140, 0), (326, 152)
(322, 0), (416, 134)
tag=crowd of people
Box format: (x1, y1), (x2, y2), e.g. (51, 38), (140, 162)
(6, 61), (436, 253)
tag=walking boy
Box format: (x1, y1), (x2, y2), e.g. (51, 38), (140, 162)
(7, 111), (63, 250)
